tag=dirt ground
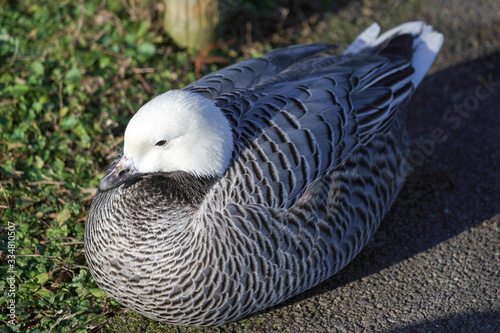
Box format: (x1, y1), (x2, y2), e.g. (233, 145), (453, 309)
(215, 0), (500, 332)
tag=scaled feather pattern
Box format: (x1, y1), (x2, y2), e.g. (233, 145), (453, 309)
(85, 22), (443, 326)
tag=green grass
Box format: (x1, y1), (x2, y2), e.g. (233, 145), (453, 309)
(0, 1), (240, 331)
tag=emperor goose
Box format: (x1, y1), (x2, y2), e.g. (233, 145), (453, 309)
(85, 21), (443, 326)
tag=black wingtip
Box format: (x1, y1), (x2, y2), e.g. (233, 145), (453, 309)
(378, 34), (414, 60)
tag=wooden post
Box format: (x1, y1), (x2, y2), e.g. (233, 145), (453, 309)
(164, 0), (221, 51)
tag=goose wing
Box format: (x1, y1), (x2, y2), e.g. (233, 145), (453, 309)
(184, 44), (336, 99)
(206, 37), (416, 209)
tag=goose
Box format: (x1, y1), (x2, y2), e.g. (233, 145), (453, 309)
(85, 21), (443, 327)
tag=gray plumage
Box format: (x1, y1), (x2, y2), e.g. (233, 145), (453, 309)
(85, 22), (443, 326)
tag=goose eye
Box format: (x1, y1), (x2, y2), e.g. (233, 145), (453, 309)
(155, 140), (167, 147)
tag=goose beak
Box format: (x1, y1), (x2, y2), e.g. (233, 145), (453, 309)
(99, 155), (141, 191)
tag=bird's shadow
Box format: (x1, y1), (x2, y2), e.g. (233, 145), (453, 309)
(252, 51), (500, 315)
(384, 310), (500, 333)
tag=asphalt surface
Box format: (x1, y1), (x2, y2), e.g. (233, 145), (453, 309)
(216, 0), (500, 332)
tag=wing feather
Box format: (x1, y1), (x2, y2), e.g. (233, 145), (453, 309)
(201, 35), (418, 209)
(184, 44), (337, 99)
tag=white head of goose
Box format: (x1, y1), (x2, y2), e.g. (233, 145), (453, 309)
(99, 90), (234, 191)
(85, 22), (443, 327)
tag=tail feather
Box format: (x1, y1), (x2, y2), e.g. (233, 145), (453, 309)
(343, 23), (381, 55)
(343, 21), (444, 87)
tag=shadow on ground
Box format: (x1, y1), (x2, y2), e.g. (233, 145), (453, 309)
(223, 0), (356, 45)
(387, 311), (500, 333)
